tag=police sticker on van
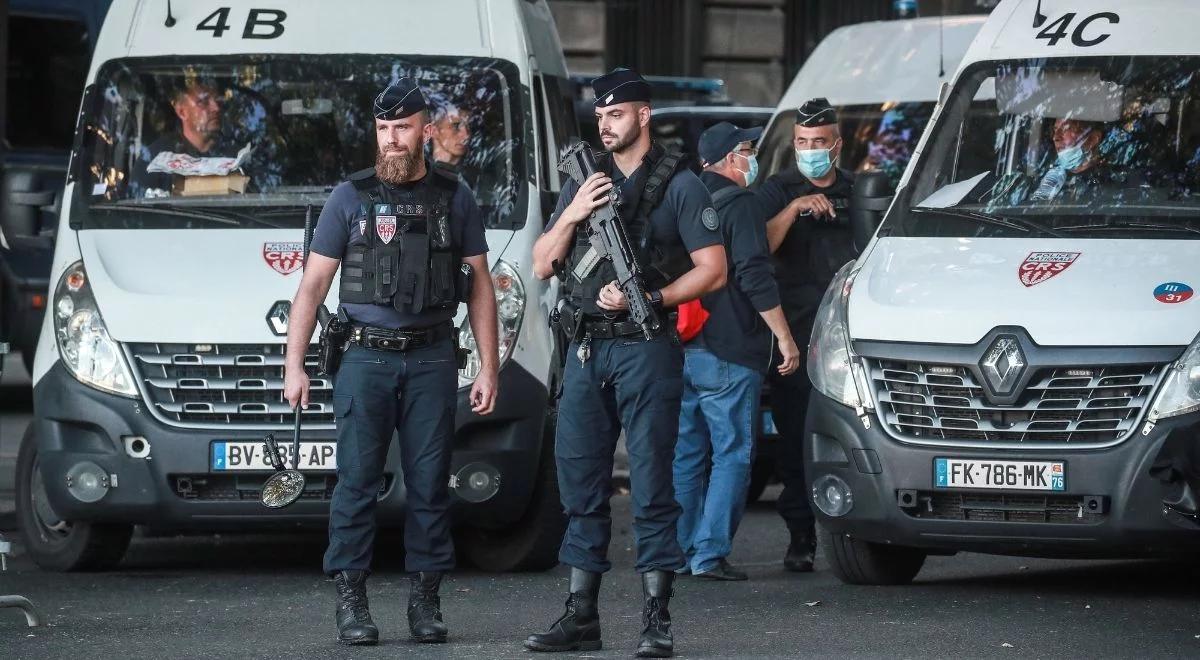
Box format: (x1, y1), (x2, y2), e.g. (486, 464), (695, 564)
(1019, 251), (1080, 287)
(263, 241), (305, 275)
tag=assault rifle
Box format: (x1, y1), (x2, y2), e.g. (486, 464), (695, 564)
(558, 142), (661, 340)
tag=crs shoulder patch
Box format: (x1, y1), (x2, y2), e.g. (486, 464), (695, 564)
(701, 207), (719, 231)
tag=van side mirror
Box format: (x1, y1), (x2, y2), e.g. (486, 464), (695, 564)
(849, 170), (895, 252)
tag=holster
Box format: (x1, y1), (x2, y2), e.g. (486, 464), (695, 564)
(317, 309), (351, 377)
(550, 299), (584, 343)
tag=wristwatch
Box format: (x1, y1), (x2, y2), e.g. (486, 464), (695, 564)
(648, 289), (664, 307)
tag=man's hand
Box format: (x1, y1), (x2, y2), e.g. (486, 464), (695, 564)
(790, 193), (837, 220)
(283, 368), (311, 410)
(596, 281), (629, 312)
(776, 335), (801, 376)
(561, 172), (614, 225)
(470, 367), (498, 415)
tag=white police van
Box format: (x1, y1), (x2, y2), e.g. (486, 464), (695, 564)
(809, 0), (1200, 584)
(15, 0), (579, 571)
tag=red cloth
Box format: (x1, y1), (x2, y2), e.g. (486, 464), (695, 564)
(675, 299), (709, 342)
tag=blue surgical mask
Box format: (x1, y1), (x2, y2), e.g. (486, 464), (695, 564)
(796, 147), (833, 179)
(735, 152), (759, 187)
(1055, 130), (1092, 171)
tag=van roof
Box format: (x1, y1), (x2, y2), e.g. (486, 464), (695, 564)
(777, 15), (986, 111)
(962, 0), (1200, 72)
(92, 0), (528, 78)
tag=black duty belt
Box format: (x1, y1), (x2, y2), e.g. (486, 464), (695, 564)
(349, 322), (454, 352)
(582, 317), (654, 340)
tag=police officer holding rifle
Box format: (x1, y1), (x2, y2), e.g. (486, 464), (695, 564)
(526, 68), (727, 658)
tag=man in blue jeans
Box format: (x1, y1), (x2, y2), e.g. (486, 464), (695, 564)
(673, 123), (801, 581)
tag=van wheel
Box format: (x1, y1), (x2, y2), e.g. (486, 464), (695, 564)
(15, 426), (132, 571)
(460, 409), (566, 572)
(821, 525), (926, 585)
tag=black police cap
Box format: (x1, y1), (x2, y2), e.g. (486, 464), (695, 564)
(796, 97), (838, 127)
(592, 68), (651, 107)
(373, 78), (428, 121)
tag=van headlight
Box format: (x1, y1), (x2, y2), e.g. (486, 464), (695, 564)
(1147, 333), (1200, 423)
(458, 260), (524, 385)
(53, 261), (138, 397)
(807, 262), (871, 413)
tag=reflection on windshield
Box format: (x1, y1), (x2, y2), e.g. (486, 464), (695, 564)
(77, 55), (525, 229)
(892, 56), (1200, 239)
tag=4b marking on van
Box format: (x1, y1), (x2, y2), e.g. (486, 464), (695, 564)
(1019, 251), (1080, 287)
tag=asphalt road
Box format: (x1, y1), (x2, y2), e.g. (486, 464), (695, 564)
(2, 355), (1199, 659)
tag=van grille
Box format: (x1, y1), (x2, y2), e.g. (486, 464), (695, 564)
(904, 491), (1104, 524)
(127, 343), (334, 430)
(868, 360), (1164, 448)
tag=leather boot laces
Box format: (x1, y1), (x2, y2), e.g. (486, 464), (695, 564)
(412, 593), (442, 620)
(339, 583), (372, 622)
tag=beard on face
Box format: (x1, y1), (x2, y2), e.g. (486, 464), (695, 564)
(375, 145), (421, 185)
(600, 125), (637, 153)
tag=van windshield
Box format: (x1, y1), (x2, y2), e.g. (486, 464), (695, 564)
(73, 55), (526, 230)
(885, 56), (1200, 240)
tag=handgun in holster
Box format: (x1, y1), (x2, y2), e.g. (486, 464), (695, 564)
(550, 298), (584, 343)
(317, 306), (351, 376)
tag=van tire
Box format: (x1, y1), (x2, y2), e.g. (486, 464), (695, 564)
(821, 526), (926, 585)
(15, 425), (132, 572)
(459, 409), (566, 572)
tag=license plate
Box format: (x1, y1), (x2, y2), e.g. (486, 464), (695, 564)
(211, 441), (337, 472)
(934, 458), (1065, 491)
(761, 411), (778, 436)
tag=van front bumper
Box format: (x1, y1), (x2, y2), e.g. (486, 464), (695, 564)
(805, 392), (1200, 558)
(31, 361), (547, 530)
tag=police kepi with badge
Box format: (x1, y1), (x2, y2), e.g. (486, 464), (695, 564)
(527, 68), (727, 658)
(283, 77), (500, 646)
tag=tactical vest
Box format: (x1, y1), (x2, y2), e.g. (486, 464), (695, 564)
(561, 143), (692, 316)
(338, 166), (465, 315)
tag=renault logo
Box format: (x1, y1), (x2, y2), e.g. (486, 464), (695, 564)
(979, 335), (1026, 395)
(266, 300), (291, 337)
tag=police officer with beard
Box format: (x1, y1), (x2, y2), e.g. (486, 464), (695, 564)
(526, 68), (727, 658)
(756, 98), (857, 573)
(283, 78), (500, 646)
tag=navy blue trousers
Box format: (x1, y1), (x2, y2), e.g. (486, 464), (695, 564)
(323, 339), (458, 575)
(555, 333), (686, 574)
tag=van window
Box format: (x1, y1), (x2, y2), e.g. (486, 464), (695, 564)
(886, 56), (1200, 240)
(759, 102), (936, 187)
(74, 56), (526, 230)
(5, 14), (90, 151)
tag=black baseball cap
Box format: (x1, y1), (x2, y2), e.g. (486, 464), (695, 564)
(373, 78), (428, 120)
(698, 122), (763, 167)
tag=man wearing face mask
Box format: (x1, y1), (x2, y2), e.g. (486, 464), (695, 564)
(672, 122), (802, 582)
(755, 97), (858, 573)
(1030, 118), (1108, 202)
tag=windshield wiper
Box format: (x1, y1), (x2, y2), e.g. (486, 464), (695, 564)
(92, 202), (281, 229)
(910, 207), (1067, 238)
(1057, 220), (1200, 237)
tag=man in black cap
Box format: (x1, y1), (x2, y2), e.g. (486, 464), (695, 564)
(526, 67), (727, 658)
(756, 97), (858, 573)
(283, 77), (500, 646)
(671, 122), (802, 582)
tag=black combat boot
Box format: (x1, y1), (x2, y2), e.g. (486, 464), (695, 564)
(333, 570), (379, 645)
(524, 568), (602, 652)
(407, 571), (448, 643)
(636, 570), (674, 658)
(783, 529), (816, 573)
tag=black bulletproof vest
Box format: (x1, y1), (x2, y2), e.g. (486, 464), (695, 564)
(338, 166), (463, 315)
(562, 143), (692, 316)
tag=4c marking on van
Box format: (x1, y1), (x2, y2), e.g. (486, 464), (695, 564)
(1154, 282), (1193, 304)
(1018, 251), (1080, 287)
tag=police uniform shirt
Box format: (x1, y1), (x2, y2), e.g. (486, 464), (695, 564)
(309, 164), (488, 329)
(756, 166), (856, 329)
(544, 158), (721, 306)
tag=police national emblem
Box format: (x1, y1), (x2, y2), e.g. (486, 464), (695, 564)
(376, 215), (398, 244)
(702, 207), (719, 231)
